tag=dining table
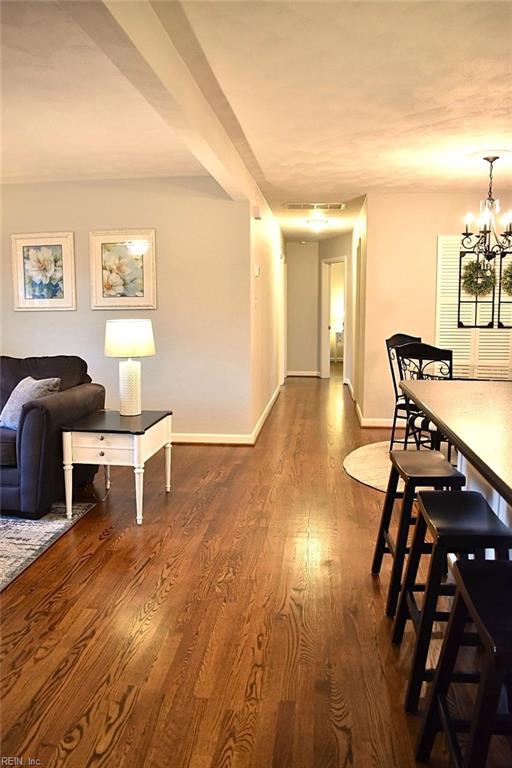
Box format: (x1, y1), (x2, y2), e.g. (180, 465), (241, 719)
(400, 379), (512, 528)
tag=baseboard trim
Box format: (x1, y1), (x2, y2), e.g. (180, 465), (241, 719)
(172, 432), (254, 445)
(358, 416), (395, 428)
(251, 384), (281, 443)
(353, 397), (395, 428)
(172, 385), (282, 446)
(287, 370), (320, 377)
(344, 378), (354, 399)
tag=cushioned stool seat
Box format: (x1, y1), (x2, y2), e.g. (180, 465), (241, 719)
(408, 413), (439, 434)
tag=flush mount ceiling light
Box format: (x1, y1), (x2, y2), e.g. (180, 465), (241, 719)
(305, 209), (329, 233)
(127, 239), (150, 257)
(458, 155), (512, 329)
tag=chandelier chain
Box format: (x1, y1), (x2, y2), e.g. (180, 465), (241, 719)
(488, 159), (494, 201)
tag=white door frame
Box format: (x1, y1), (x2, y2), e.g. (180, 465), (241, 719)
(320, 262), (331, 378)
(353, 239), (363, 403)
(280, 259), (287, 384)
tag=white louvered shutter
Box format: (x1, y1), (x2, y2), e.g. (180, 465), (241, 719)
(436, 236), (512, 380)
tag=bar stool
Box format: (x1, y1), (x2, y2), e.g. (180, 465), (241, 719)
(371, 450), (465, 617)
(392, 490), (512, 713)
(416, 559), (512, 768)
(385, 333), (421, 450)
(394, 343), (454, 453)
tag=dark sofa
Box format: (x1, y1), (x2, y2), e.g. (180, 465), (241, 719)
(0, 355), (105, 519)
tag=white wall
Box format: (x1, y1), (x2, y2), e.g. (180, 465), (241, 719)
(344, 200), (367, 399)
(1, 177), (257, 438)
(250, 208), (285, 430)
(286, 242), (319, 374)
(318, 233), (351, 263)
(354, 201), (368, 409)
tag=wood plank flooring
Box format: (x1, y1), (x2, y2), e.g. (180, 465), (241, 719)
(1, 368), (509, 766)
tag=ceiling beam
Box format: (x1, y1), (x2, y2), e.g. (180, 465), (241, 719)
(60, 0), (261, 202)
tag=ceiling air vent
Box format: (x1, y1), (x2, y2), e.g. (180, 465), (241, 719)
(283, 202), (346, 211)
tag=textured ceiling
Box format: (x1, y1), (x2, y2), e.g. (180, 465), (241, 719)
(1, 1), (207, 183)
(179, 0), (512, 238)
(3, 1), (511, 243)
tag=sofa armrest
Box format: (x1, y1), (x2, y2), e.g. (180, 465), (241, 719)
(16, 383), (106, 516)
(19, 383), (106, 436)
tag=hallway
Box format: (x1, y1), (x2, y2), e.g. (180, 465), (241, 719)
(0, 375), (477, 767)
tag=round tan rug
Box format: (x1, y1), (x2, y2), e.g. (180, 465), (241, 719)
(343, 441), (403, 493)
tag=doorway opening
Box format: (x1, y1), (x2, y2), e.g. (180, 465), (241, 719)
(320, 258), (345, 379)
(284, 241), (348, 380)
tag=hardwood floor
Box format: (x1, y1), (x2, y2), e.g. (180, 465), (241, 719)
(1, 368), (508, 767)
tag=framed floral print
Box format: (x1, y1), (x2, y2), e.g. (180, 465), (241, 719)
(90, 228), (157, 309)
(11, 231), (76, 311)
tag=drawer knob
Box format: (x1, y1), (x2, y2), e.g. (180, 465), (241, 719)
(99, 451), (105, 457)
(99, 435), (104, 441)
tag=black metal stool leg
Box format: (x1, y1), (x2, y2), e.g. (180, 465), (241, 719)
(390, 404), (399, 450)
(416, 592), (468, 763)
(371, 465), (399, 575)
(403, 416), (411, 450)
(405, 544), (447, 712)
(392, 512), (427, 645)
(385, 480), (416, 617)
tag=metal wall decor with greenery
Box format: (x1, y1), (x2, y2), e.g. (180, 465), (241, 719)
(502, 262), (512, 297)
(457, 253), (497, 328)
(461, 260), (496, 297)
(497, 256), (512, 328)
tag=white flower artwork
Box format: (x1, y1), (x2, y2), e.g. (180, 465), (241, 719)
(11, 232), (75, 311)
(101, 245), (143, 298)
(24, 246), (63, 296)
(90, 229), (156, 309)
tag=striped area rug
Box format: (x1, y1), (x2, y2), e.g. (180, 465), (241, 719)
(0, 502), (94, 590)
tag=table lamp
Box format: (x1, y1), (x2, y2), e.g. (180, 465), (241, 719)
(104, 319), (155, 416)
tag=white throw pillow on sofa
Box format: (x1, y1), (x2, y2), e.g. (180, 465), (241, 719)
(0, 376), (61, 430)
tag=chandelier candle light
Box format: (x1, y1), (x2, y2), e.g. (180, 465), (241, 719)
(105, 318), (156, 416)
(458, 155), (512, 329)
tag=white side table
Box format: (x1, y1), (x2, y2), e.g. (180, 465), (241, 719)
(62, 410), (172, 524)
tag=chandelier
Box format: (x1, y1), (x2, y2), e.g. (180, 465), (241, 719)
(458, 156), (512, 329)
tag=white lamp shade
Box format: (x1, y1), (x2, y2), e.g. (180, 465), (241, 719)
(104, 318), (156, 358)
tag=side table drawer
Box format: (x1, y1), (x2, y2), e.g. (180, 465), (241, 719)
(72, 432), (131, 450)
(72, 445), (133, 466)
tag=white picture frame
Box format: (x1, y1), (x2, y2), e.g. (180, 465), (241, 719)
(90, 228), (157, 309)
(11, 231), (76, 311)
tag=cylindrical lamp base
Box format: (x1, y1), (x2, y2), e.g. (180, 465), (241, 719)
(119, 358), (141, 416)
